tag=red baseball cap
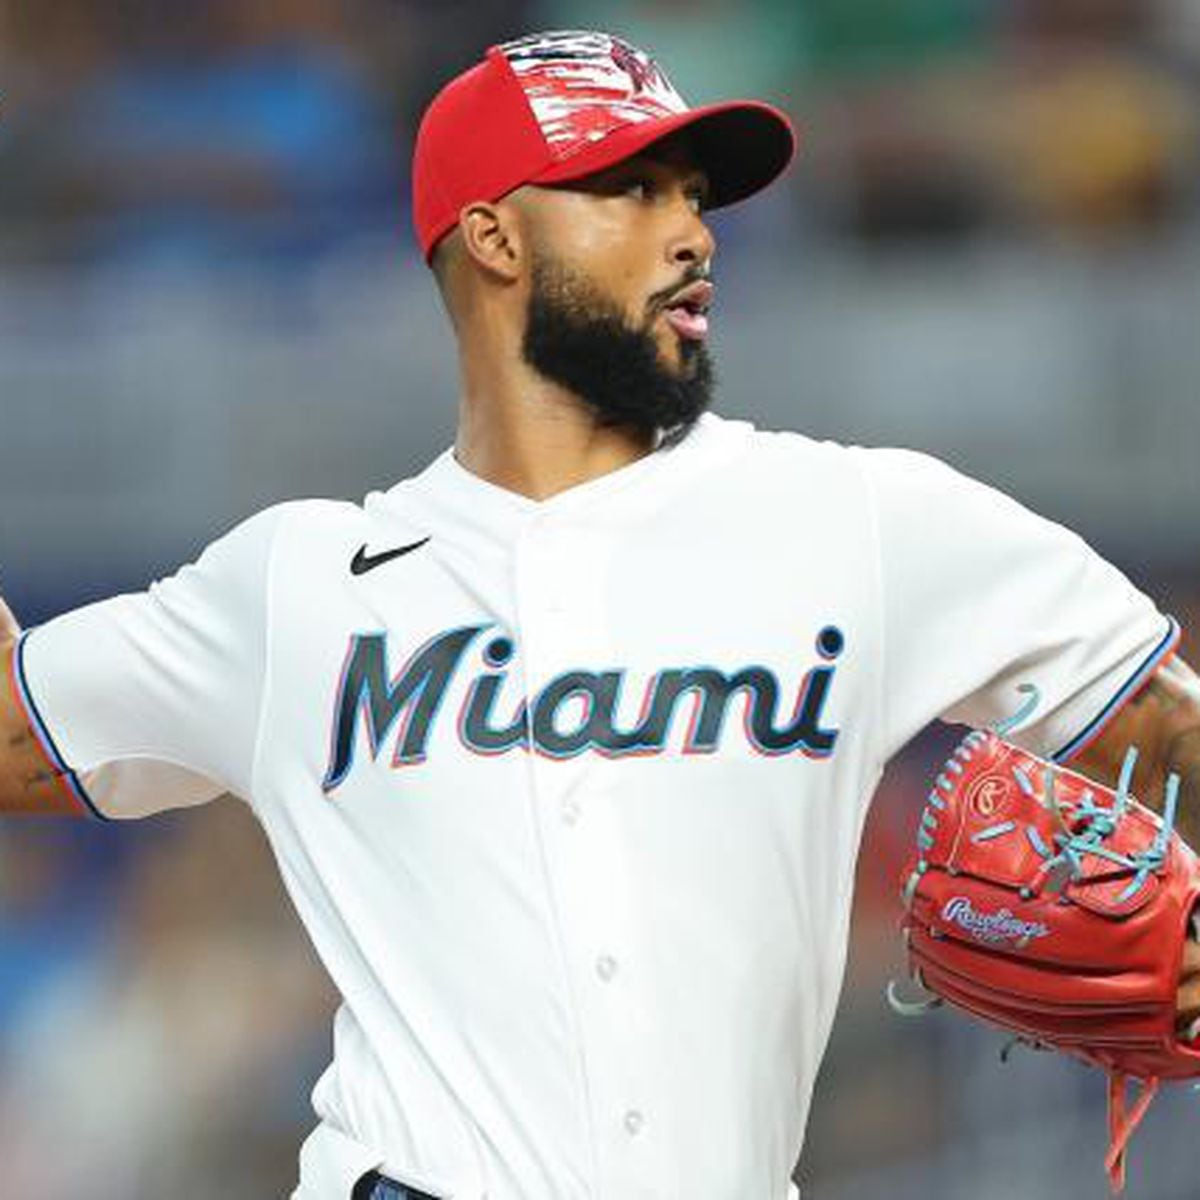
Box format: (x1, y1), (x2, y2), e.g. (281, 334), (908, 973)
(413, 30), (797, 261)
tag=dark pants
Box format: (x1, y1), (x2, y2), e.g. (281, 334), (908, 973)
(352, 1171), (442, 1200)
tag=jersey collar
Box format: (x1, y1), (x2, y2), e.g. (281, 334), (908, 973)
(410, 411), (729, 519)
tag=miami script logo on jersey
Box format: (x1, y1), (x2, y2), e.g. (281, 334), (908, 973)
(322, 624), (844, 792)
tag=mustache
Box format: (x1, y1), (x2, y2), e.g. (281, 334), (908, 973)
(647, 264), (714, 312)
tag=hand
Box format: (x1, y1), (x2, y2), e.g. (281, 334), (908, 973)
(1177, 939), (1200, 1029)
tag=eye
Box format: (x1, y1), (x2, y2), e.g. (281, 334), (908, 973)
(685, 173), (712, 211)
(624, 176), (654, 201)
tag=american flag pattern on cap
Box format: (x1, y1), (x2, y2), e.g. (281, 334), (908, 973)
(497, 31), (689, 162)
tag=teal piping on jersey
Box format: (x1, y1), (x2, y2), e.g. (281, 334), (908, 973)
(1051, 615), (1182, 764)
(11, 629), (107, 821)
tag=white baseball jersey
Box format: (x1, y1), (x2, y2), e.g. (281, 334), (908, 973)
(14, 413), (1177, 1200)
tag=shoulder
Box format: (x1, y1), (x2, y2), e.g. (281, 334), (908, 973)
(705, 421), (1043, 536)
(200, 497), (366, 561)
(181, 496), (392, 597)
(253, 485), (440, 573)
(698, 413), (849, 464)
(846, 447), (1056, 533)
(702, 413), (887, 492)
(701, 415), (1017, 505)
(225, 490), (422, 547)
(846, 443), (970, 483)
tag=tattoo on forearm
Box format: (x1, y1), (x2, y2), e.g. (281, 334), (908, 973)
(8, 724), (66, 792)
(22, 767), (60, 790)
(1136, 676), (1183, 715)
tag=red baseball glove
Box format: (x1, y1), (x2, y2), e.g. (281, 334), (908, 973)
(892, 726), (1200, 1192)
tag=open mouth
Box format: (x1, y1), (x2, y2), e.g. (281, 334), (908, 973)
(662, 280), (713, 342)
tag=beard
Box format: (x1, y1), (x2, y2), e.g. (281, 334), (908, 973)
(520, 248), (715, 446)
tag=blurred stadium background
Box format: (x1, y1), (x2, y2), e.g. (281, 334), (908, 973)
(1, 1), (1199, 1197)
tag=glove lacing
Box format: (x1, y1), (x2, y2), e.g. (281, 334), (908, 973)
(889, 723), (1187, 1195)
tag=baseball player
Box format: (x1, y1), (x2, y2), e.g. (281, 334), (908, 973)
(3, 29), (1200, 1200)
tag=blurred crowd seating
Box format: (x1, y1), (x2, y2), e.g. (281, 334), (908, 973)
(0, 803), (338, 1199)
(0, 0), (530, 268)
(1, 0), (1198, 270)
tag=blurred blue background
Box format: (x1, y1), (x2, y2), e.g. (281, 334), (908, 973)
(1, 1), (1199, 1197)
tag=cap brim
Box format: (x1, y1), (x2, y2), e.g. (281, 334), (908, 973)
(529, 99), (797, 210)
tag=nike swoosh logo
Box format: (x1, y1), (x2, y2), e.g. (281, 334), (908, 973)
(350, 537), (431, 576)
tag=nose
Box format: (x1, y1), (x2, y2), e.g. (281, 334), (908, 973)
(665, 201), (716, 270)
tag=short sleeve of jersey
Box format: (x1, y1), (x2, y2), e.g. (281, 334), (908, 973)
(15, 504), (290, 819)
(854, 447), (1178, 764)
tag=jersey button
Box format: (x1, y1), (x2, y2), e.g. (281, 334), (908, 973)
(560, 799), (581, 826)
(594, 954), (618, 982)
(623, 1109), (644, 1136)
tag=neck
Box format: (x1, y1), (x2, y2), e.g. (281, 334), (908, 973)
(453, 329), (655, 502)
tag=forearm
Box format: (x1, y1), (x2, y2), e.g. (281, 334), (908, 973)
(1, 626), (86, 816)
(1074, 655), (1200, 848)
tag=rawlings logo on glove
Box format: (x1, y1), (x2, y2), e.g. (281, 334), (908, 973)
(891, 713), (1200, 1193)
(940, 896), (1051, 946)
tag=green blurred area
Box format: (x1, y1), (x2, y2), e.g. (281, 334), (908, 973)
(804, 0), (986, 73)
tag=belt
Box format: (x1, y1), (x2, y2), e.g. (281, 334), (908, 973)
(352, 1171), (443, 1200)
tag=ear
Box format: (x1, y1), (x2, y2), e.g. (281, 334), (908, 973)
(458, 201), (524, 283)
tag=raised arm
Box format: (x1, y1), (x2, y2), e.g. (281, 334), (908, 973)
(0, 598), (86, 815)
